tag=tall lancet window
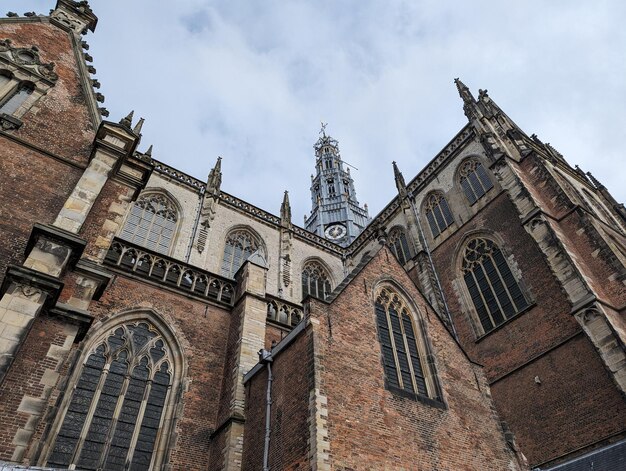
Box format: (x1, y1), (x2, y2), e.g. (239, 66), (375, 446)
(425, 193), (455, 237)
(459, 160), (493, 204)
(374, 287), (440, 401)
(388, 227), (413, 265)
(46, 321), (176, 471)
(221, 228), (264, 278)
(120, 193), (178, 255)
(301, 260), (332, 300)
(462, 237), (529, 334)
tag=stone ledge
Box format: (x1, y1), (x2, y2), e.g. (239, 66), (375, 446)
(0, 113), (23, 131)
(0, 266), (64, 310)
(48, 302), (94, 342)
(26, 223), (87, 270)
(74, 259), (113, 300)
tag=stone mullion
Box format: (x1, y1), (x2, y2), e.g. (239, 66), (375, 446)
(95, 370), (132, 470)
(470, 266), (497, 331)
(384, 304), (404, 390)
(147, 381), (174, 471)
(69, 360), (111, 467)
(398, 311), (419, 394)
(124, 378), (153, 468)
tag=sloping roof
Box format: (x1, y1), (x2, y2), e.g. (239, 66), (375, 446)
(536, 439), (626, 471)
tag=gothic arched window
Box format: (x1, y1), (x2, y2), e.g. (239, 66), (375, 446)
(461, 238), (529, 334)
(425, 193), (454, 238)
(221, 228), (263, 278)
(459, 160), (494, 204)
(388, 227), (413, 265)
(0, 80), (34, 115)
(120, 193), (179, 255)
(46, 321), (175, 471)
(301, 260), (332, 300)
(374, 287), (440, 400)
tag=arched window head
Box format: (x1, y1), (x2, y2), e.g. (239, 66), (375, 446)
(0, 81), (34, 115)
(459, 160), (494, 204)
(461, 238), (529, 334)
(424, 193), (455, 238)
(374, 287), (440, 401)
(221, 228), (264, 278)
(388, 227), (413, 265)
(301, 260), (332, 300)
(120, 193), (179, 255)
(47, 321), (175, 471)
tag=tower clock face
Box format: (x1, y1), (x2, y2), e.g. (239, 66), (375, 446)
(325, 224), (347, 240)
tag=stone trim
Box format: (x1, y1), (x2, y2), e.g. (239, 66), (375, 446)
(48, 302), (93, 342)
(25, 224), (87, 269)
(73, 259), (113, 301)
(0, 130), (87, 170)
(0, 266), (63, 310)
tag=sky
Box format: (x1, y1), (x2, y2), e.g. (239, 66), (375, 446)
(6, 1), (626, 223)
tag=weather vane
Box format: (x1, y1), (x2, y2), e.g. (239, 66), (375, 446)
(320, 121), (327, 137)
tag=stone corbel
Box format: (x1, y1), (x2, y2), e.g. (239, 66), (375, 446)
(74, 259), (114, 301)
(0, 113), (23, 131)
(0, 265), (64, 311)
(23, 223), (87, 277)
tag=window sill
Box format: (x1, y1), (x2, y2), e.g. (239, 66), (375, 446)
(0, 113), (23, 131)
(385, 384), (446, 409)
(474, 302), (537, 344)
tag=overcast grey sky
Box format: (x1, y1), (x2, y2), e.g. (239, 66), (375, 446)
(7, 1), (626, 222)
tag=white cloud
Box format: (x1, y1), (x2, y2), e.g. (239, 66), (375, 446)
(6, 0), (626, 221)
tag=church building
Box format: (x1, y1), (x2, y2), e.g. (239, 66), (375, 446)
(0, 2), (624, 470)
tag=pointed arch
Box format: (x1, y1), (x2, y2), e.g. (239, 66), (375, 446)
(422, 191), (455, 238)
(387, 226), (414, 265)
(372, 281), (442, 402)
(120, 190), (182, 256)
(301, 257), (334, 301)
(221, 226), (266, 278)
(456, 233), (530, 335)
(456, 157), (494, 204)
(43, 309), (186, 471)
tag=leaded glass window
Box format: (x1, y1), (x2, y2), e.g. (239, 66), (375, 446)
(374, 287), (435, 399)
(462, 238), (529, 334)
(459, 160), (494, 204)
(47, 322), (173, 471)
(221, 229), (263, 278)
(425, 193), (454, 237)
(301, 260), (332, 300)
(120, 193), (178, 255)
(0, 81), (34, 115)
(388, 227), (413, 265)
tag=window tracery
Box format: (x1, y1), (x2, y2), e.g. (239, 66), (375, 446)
(301, 260), (332, 300)
(459, 160), (493, 204)
(120, 193), (179, 255)
(461, 238), (528, 334)
(47, 321), (174, 471)
(374, 287), (439, 400)
(388, 227), (413, 265)
(424, 193), (454, 238)
(221, 228), (264, 278)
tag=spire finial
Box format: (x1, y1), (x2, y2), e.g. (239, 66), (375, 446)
(454, 78), (479, 121)
(207, 156), (222, 195)
(119, 110), (134, 128)
(144, 144), (153, 157)
(132, 117), (144, 135)
(392, 161), (407, 196)
(320, 121), (327, 137)
(281, 190), (292, 226)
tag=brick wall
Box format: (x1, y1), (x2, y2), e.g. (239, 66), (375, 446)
(0, 21), (96, 165)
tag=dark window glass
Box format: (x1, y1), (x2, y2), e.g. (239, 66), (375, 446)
(301, 261), (332, 300)
(47, 322), (173, 470)
(388, 228), (412, 265)
(462, 238), (529, 334)
(0, 81), (33, 115)
(374, 288), (435, 398)
(425, 193), (455, 237)
(221, 229), (263, 278)
(459, 160), (494, 204)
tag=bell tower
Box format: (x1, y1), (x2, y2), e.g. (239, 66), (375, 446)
(304, 124), (370, 246)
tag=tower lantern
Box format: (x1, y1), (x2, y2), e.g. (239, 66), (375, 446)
(304, 124), (370, 246)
